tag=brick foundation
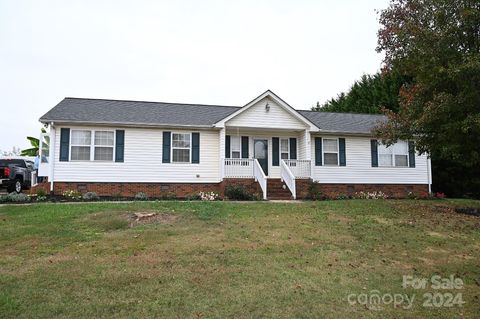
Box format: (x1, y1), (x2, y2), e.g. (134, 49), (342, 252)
(33, 180), (428, 200)
(53, 182), (221, 199)
(312, 183), (429, 199)
(26, 182), (50, 195)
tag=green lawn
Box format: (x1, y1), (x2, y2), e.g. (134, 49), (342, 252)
(0, 199), (479, 318)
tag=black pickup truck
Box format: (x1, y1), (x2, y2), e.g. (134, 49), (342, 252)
(0, 159), (34, 193)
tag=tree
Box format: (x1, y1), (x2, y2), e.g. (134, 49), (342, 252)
(374, 0), (480, 168)
(20, 128), (47, 156)
(312, 71), (409, 114)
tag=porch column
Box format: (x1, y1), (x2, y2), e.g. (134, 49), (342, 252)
(219, 127), (226, 179)
(304, 129), (312, 178)
(304, 129), (311, 159)
(49, 124), (56, 193)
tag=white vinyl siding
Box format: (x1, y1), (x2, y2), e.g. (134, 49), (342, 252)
(311, 135), (429, 184)
(226, 97), (307, 130)
(54, 126), (220, 183)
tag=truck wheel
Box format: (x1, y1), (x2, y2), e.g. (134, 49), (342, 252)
(8, 179), (22, 193)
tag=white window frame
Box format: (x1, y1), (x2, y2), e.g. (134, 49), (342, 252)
(93, 130), (115, 162)
(69, 129), (116, 162)
(322, 138), (339, 166)
(171, 132), (192, 163)
(280, 138), (290, 160)
(230, 136), (241, 159)
(378, 141), (409, 167)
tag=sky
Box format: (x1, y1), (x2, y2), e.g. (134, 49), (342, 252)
(0, 0), (389, 152)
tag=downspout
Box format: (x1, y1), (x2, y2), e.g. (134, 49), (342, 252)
(427, 155), (432, 194)
(49, 122), (56, 194)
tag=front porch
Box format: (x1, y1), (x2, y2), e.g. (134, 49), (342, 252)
(222, 158), (312, 200)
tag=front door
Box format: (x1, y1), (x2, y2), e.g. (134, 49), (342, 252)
(254, 139), (268, 176)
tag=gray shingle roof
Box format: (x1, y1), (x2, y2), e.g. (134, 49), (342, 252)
(298, 110), (386, 134)
(40, 98), (240, 127)
(40, 97), (386, 134)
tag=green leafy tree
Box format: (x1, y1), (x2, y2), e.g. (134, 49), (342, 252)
(374, 0), (480, 168)
(20, 128), (47, 156)
(312, 71), (409, 114)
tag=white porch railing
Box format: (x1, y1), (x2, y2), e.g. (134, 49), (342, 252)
(223, 158), (254, 178)
(280, 160), (296, 199)
(253, 159), (267, 200)
(283, 159), (311, 178)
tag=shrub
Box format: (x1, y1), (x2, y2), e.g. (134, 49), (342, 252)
(335, 194), (349, 200)
(82, 192), (100, 201)
(134, 192), (149, 201)
(435, 192), (446, 199)
(307, 181), (324, 200)
(6, 192), (31, 202)
(186, 193), (202, 201)
(160, 192), (177, 200)
(36, 188), (47, 197)
(62, 190), (82, 200)
(353, 191), (388, 199)
(36, 195), (48, 202)
(224, 185), (256, 201)
(199, 191), (219, 201)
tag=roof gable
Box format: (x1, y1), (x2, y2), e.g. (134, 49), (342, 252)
(215, 90), (319, 131)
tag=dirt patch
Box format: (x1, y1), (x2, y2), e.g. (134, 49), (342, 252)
(327, 214), (354, 223)
(372, 216), (394, 225)
(427, 231), (449, 238)
(126, 212), (178, 227)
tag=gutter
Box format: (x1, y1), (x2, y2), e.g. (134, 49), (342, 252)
(39, 119), (217, 130)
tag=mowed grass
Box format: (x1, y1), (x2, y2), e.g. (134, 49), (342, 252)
(0, 200), (479, 318)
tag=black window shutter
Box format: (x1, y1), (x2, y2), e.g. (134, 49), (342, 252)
(241, 136), (249, 158)
(371, 140), (378, 167)
(162, 131), (171, 163)
(59, 128), (70, 161)
(225, 135), (231, 158)
(315, 137), (322, 166)
(192, 132), (200, 163)
(272, 137), (279, 166)
(339, 138), (346, 166)
(408, 141), (416, 168)
(289, 138), (297, 160)
(115, 130), (125, 162)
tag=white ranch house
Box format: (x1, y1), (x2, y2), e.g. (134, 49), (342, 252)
(36, 90), (431, 199)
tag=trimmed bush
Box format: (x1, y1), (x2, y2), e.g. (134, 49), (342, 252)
(224, 185), (256, 201)
(82, 192), (100, 201)
(5, 192), (31, 202)
(186, 193), (202, 201)
(36, 188), (47, 197)
(307, 181), (324, 200)
(134, 192), (149, 201)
